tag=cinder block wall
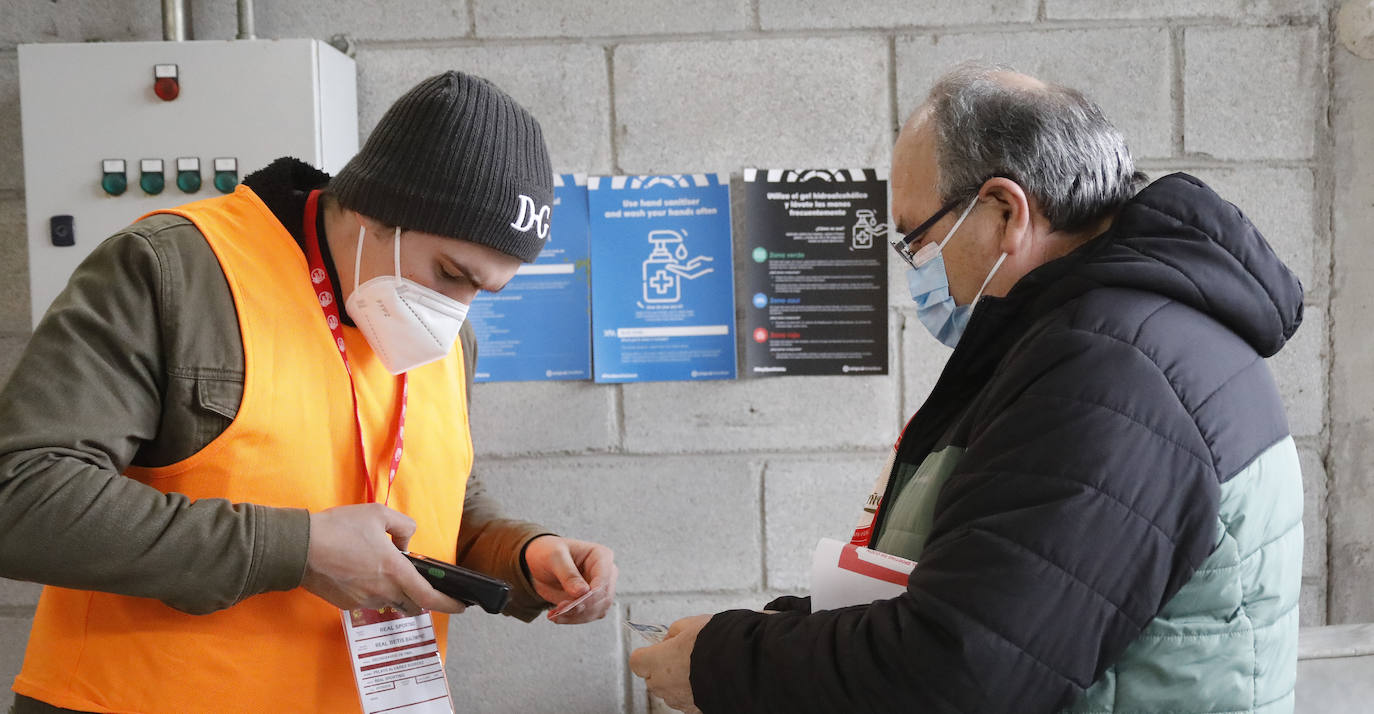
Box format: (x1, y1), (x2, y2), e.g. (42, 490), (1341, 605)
(1, 1), (1369, 712)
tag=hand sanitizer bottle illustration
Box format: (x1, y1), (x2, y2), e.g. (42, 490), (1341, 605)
(852, 209), (878, 250)
(643, 230), (684, 304)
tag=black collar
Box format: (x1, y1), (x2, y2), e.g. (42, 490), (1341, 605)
(242, 157), (355, 327)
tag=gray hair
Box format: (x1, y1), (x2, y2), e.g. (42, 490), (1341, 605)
(926, 63), (1147, 233)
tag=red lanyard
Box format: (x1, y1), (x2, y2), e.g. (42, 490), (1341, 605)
(851, 418), (917, 547)
(303, 189), (408, 505)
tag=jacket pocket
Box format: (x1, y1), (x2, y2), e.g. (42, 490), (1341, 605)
(131, 373), (244, 469)
(193, 377), (241, 448)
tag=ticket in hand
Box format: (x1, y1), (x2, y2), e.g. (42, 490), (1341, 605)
(548, 584), (605, 621)
(625, 619), (670, 644)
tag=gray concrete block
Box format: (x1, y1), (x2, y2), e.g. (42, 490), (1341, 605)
(193, 0), (469, 43)
(1330, 545), (1374, 625)
(1178, 168), (1320, 295)
(1297, 450), (1330, 582)
(446, 604), (626, 714)
(1329, 421), (1374, 623)
(896, 28), (1174, 160)
(0, 579), (41, 608)
(474, 0), (750, 38)
(1295, 650), (1374, 714)
(624, 593), (777, 630)
(622, 374), (900, 453)
(1328, 40), (1374, 627)
(356, 44), (612, 174)
(0, 616), (33, 712)
(614, 37), (891, 174)
(474, 455), (763, 593)
(1299, 623), (1374, 659)
(1184, 26), (1321, 161)
(1331, 50), (1374, 426)
(759, 0), (1035, 30)
(1300, 575), (1327, 628)
(0, 0), (159, 48)
(624, 593), (779, 714)
(470, 381), (618, 458)
(0, 196), (31, 335)
(763, 454), (888, 590)
(1045, 0), (1319, 20)
(1266, 306), (1325, 440)
(0, 55), (21, 192)
(900, 308), (952, 421)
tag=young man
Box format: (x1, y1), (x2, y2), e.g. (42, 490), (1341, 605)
(1, 71), (617, 713)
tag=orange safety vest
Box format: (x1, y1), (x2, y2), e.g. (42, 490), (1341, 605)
(14, 186), (472, 713)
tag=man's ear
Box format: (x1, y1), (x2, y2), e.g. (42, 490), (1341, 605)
(979, 177), (1033, 255)
(352, 213), (391, 241)
(345, 208), (368, 233)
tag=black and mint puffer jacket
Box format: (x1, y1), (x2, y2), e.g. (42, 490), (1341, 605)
(691, 173), (1305, 714)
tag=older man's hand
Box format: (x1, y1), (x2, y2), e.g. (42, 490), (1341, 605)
(629, 613), (712, 714)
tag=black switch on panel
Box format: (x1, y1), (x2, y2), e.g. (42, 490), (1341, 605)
(50, 215), (75, 247)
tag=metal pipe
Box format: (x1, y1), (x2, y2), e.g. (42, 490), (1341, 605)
(161, 0), (190, 41)
(236, 0), (257, 40)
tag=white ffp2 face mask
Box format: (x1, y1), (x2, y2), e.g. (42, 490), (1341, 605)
(345, 224), (470, 375)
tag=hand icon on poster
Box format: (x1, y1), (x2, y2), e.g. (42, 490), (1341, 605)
(852, 209), (886, 251)
(642, 230), (715, 304)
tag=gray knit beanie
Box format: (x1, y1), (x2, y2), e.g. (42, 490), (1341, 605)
(331, 71), (554, 262)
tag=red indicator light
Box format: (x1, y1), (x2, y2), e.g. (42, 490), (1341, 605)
(154, 76), (180, 101)
(153, 64), (180, 101)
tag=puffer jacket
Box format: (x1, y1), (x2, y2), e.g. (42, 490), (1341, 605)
(691, 173), (1304, 714)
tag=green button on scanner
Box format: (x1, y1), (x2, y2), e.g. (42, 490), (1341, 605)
(100, 159), (127, 196)
(427, 567), (446, 579)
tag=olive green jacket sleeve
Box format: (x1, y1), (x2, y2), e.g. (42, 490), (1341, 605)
(455, 336), (555, 622)
(0, 215), (550, 619)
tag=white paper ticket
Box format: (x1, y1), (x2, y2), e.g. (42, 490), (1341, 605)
(341, 608), (455, 714)
(548, 584), (605, 621)
(625, 619), (670, 644)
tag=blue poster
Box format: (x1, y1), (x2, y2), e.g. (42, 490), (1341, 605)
(588, 174), (737, 383)
(468, 173), (591, 382)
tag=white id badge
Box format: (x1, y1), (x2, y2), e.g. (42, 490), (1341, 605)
(341, 608), (455, 714)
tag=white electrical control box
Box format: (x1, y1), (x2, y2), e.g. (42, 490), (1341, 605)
(18, 39), (358, 326)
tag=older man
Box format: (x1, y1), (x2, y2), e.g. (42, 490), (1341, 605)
(631, 65), (1304, 714)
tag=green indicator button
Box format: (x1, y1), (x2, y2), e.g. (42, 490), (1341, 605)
(213, 171), (238, 194)
(101, 173), (128, 196)
(177, 171), (202, 193)
(426, 567), (446, 579)
(140, 172), (165, 195)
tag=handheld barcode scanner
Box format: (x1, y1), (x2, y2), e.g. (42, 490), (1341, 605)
(405, 553), (512, 614)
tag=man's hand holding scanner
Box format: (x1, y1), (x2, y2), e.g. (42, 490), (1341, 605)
(301, 503), (465, 616)
(525, 535), (619, 624)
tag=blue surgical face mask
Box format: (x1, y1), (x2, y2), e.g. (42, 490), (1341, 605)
(905, 198), (1008, 348)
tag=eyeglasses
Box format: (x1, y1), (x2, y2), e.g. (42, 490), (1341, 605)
(890, 196), (966, 271)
